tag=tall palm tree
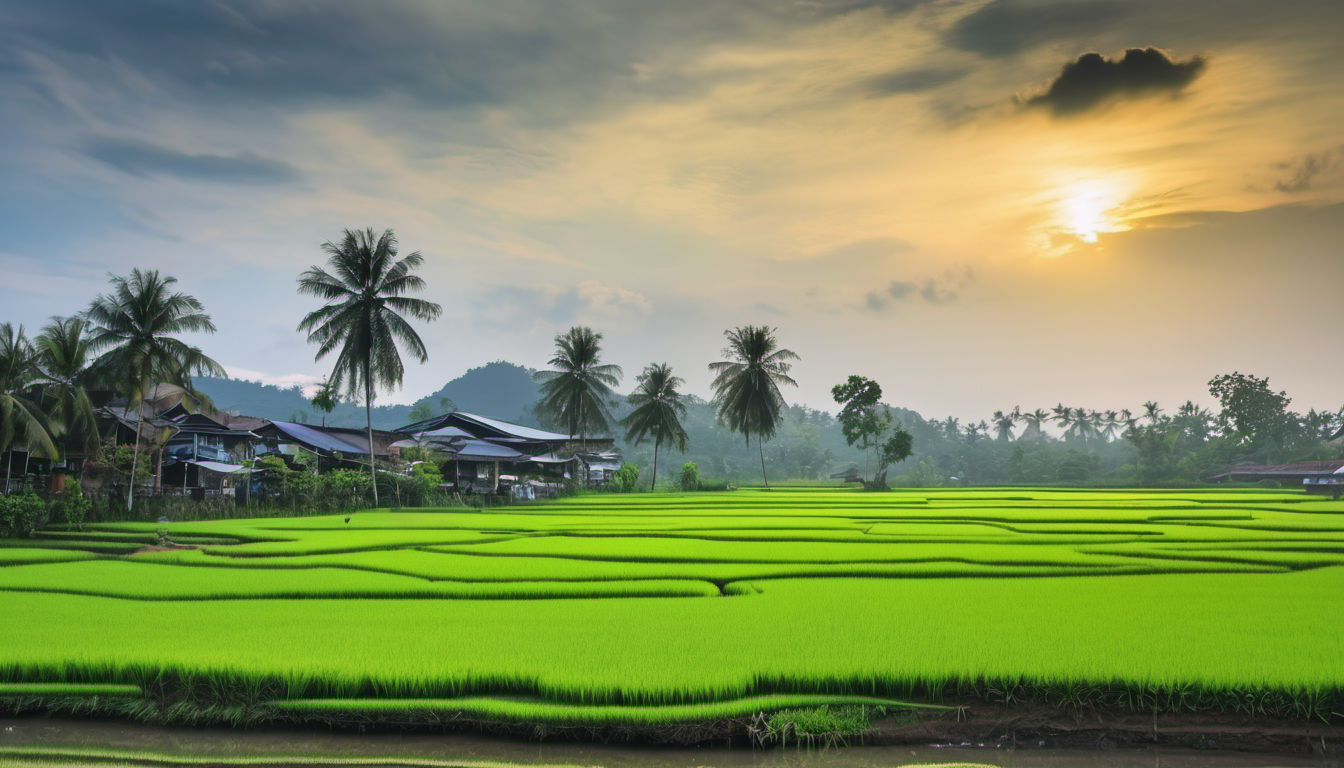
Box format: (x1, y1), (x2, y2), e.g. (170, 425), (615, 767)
(84, 269), (225, 511)
(708, 325), (798, 489)
(297, 228), (442, 506)
(620, 363), (689, 491)
(1016, 407), (1050, 441)
(992, 409), (1017, 442)
(535, 327), (624, 484)
(33, 316), (99, 465)
(0, 323), (56, 494)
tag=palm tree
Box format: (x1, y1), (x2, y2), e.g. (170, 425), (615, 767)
(620, 363), (689, 491)
(535, 327), (623, 484)
(708, 325), (798, 489)
(84, 269), (225, 511)
(297, 228), (443, 506)
(0, 323), (56, 494)
(992, 409), (1017, 442)
(33, 316), (99, 466)
(1016, 407), (1050, 441)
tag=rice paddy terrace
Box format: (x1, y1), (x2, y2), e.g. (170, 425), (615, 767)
(2, 487), (1343, 729)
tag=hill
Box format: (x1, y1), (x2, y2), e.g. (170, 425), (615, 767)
(193, 361), (541, 430)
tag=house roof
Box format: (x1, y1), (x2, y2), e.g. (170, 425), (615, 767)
(261, 421), (372, 456)
(452, 412), (575, 442)
(395, 411), (576, 442)
(452, 439), (527, 462)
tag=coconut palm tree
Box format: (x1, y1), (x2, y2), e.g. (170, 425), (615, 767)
(708, 325), (798, 489)
(1016, 407), (1050, 441)
(84, 269), (225, 511)
(0, 323), (56, 494)
(620, 363), (689, 491)
(992, 409), (1017, 441)
(32, 316), (99, 466)
(297, 228), (443, 506)
(535, 327), (623, 481)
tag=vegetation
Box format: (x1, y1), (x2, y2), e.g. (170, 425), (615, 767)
(831, 375), (913, 489)
(297, 228), (443, 506)
(708, 326), (799, 488)
(534, 326), (623, 454)
(84, 270), (226, 512)
(620, 363), (689, 491)
(2, 487), (1342, 733)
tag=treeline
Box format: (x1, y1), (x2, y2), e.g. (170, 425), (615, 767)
(611, 373), (1342, 488)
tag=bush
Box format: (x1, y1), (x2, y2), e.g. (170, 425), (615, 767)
(317, 469), (374, 511)
(0, 493), (45, 538)
(52, 480), (91, 529)
(610, 463), (640, 493)
(678, 462), (700, 492)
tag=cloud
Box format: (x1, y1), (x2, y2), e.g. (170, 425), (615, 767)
(476, 280), (653, 331)
(1024, 48), (1206, 116)
(1275, 150), (1340, 193)
(864, 67), (968, 97)
(947, 0), (1131, 57)
(223, 366), (325, 395)
(863, 266), (975, 310)
(84, 137), (299, 184)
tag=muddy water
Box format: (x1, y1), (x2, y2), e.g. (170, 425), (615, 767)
(0, 718), (1336, 768)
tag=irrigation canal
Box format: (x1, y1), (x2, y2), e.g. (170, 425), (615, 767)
(1, 718), (1338, 768)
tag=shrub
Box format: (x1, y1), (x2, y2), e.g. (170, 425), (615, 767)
(678, 462), (700, 492)
(0, 493), (45, 538)
(317, 469), (374, 511)
(610, 463), (640, 493)
(52, 480), (91, 529)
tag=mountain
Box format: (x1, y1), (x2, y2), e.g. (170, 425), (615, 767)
(193, 361), (542, 430)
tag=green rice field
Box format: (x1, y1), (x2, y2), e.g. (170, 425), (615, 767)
(2, 487), (1343, 726)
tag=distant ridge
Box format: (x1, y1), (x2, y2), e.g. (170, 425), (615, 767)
(194, 361), (542, 430)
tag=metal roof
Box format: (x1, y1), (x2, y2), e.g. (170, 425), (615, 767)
(453, 412), (575, 442)
(452, 439), (527, 462)
(265, 421), (370, 455)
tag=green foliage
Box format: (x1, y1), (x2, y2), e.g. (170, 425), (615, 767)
(679, 461), (700, 492)
(610, 462), (640, 493)
(0, 493), (44, 537)
(297, 227), (444, 507)
(534, 326), (623, 442)
(621, 363), (689, 491)
(767, 704), (875, 747)
(1209, 372), (1296, 461)
(51, 480), (90, 529)
(709, 326), (799, 487)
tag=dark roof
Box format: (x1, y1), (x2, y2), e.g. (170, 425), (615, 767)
(1217, 460), (1344, 480)
(260, 421), (372, 456)
(452, 439), (527, 462)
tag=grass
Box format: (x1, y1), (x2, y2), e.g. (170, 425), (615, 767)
(2, 486), (1342, 729)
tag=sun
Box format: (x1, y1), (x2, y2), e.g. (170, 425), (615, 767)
(1060, 181), (1125, 243)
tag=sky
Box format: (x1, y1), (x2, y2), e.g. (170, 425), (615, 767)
(2, 0), (1342, 422)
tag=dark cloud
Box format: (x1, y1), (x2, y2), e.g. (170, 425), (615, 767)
(947, 0), (1130, 57)
(84, 137), (299, 184)
(865, 67), (968, 96)
(1275, 150), (1339, 193)
(864, 266), (974, 311)
(1024, 48), (1206, 116)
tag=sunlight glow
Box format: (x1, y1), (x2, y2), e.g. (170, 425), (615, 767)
(1061, 181), (1124, 243)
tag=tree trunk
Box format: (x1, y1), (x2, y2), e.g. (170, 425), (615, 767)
(127, 389), (146, 512)
(365, 369), (378, 507)
(4, 450), (12, 495)
(651, 438), (659, 492)
(759, 437), (769, 489)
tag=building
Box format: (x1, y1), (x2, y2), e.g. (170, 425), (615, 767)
(394, 411), (619, 494)
(1215, 460), (1344, 497)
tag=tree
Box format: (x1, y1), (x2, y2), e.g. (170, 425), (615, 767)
(1208, 372), (1294, 461)
(84, 270), (224, 511)
(621, 363), (689, 491)
(992, 409), (1017, 442)
(708, 325), (799, 489)
(0, 323), (56, 494)
(32, 316), (99, 464)
(535, 327), (623, 465)
(309, 378), (339, 427)
(297, 228), (443, 505)
(831, 374), (913, 489)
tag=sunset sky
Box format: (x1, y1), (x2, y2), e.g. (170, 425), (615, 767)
(3, 0), (1341, 421)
